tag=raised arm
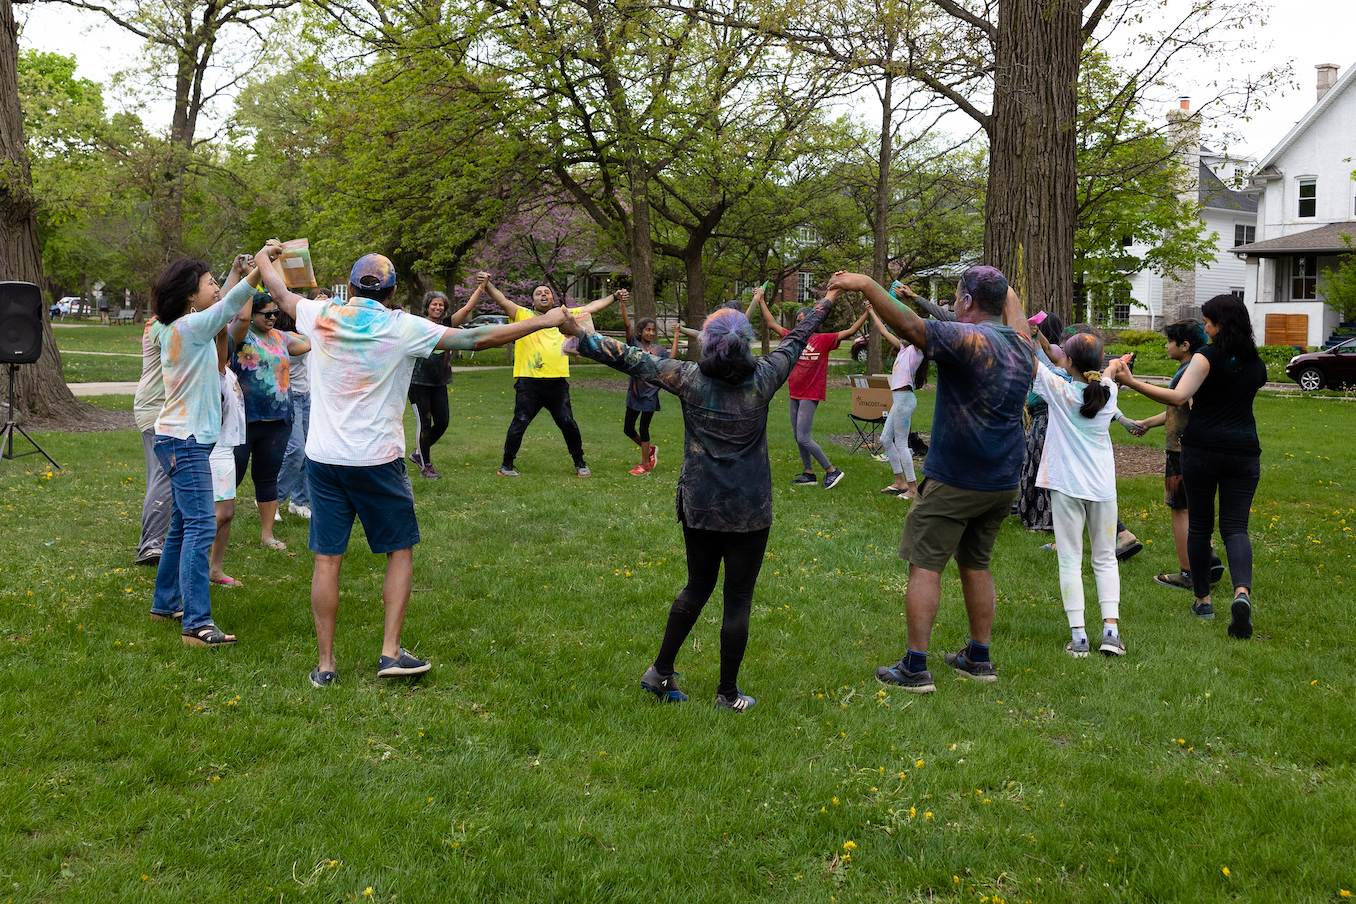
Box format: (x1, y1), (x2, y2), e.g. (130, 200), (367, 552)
(1003, 287), (1029, 334)
(758, 290), (789, 337)
(436, 305), (569, 352)
(868, 309), (902, 349)
(620, 292), (633, 343)
(448, 272), (488, 327)
(222, 253), (252, 294)
(1113, 353), (1209, 406)
(484, 279), (521, 318)
(254, 242), (305, 319)
(576, 287), (626, 316)
(891, 280), (955, 322)
(830, 271), (926, 349)
(837, 306), (870, 342)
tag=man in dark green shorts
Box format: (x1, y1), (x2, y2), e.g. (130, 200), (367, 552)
(829, 267), (1034, 694)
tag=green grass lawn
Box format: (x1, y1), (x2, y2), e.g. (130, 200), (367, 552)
(2, 376), (1353, 902)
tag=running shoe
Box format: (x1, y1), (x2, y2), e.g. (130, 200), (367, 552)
(420, 464), (442, 479)
(409, 450), (424, 468)
(287, 501), (312, 519)
(629, 463), (651, 476)
(714, 689), (756, 712)
(1154, 570), (1194, 590)
(1228, 591), (1253, 640)
(1099, 632), (1126, 656)
(875, 660), (936, 694)
(497, 466), (520, 478)
(943, 647), (998, 682)
(823, 469), (845, 489)
(790, 473), (817, 485)
(640, 666), (687, 702)
(575, 465), (592, 477)
(309, 667), (337, 688)
(647, 446), (657, 469)
(1191, 599), (1214, 620)
(377, 648), (431, 677)
(1065, 638), (1090, 658)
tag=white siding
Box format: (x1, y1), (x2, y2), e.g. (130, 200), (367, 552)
(1197, 208), (1253, 305)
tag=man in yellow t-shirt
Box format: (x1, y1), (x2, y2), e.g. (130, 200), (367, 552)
(484, 278), (625, 477)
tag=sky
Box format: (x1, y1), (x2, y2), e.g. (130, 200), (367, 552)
(16, 0), (1356, 161)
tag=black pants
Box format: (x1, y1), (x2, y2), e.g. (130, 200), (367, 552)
(624, 407), (654, 445)
(1181, 446), (1260, 598)
(502, 378), (585, 468)
(408, 383), (450, 465)
(654, 524), (770, 698)
(233, 418), (290, 503)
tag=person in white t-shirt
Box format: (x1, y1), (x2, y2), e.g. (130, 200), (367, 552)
(871, 307), (926, 498)
(255, 244), (572, 688)
(1031, 330), (1129, 659)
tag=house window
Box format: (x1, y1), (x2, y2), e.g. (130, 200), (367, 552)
(797, 271), (813, 303)
(1298, 179), (1316, 218)
(1291, 256), (1318, 299)
(796, 225), (821, 246)
(1230, 288), (1245, 303)
(1233, 225), (1255, 247)
(1112, 302), (1130, 325)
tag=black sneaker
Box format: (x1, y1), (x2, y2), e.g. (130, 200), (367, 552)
(714, 689), (756, 711)
(944, 648), (998, 683)
(790, 473), (817, 485)
(639, 665), (687, 703)
(309, 667), (337, 688)
(1154, 570), (1194, 590)
(822, 468), (845, 489)
(875, 660), (936, 694)
(377, 648), (431, 677)
(1228, 592), (1253, 639)
(1210, 552), (1225, 585)
(1191, 599), (1214, 620)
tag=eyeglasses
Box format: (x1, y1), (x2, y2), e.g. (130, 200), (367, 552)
(258, 311), (279, 319)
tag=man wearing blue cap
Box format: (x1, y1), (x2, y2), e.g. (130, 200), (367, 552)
(256, 243), (574, 687)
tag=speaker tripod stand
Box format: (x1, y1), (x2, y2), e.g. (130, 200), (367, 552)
(1, 363), (61, 470)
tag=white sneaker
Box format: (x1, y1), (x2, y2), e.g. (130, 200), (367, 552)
(274, 509), (282, 522)
(287, 501), (312, 519)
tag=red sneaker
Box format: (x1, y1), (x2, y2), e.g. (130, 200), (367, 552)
(647, 445), (658, 469)
(629, 463), (650, 476)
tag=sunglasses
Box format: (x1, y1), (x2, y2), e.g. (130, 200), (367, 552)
(257, 310), (279, 319)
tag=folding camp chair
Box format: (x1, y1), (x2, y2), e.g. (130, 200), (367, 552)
(847, 413), (886, 456)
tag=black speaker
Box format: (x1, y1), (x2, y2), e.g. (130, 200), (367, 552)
(0, 282), (43, 365)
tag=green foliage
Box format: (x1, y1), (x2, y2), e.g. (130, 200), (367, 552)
(1318, 236), (1356, 321)
(1116, 329), (1164, 347)
(2, 382), (1355, 901)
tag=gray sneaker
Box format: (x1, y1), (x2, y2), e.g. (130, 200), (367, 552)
(639, 666), (687, 703)
(1065, 638), (1091, 658)
(714, 689), (756, 712)
(1191, 599), (1214, 620)
(575, 465), (592, 478)
(309, 667), (337, 688)
(1099, 632), (1126, 656)
(377, 648), (431, 677)
(497, 466), (520, 478)
(944, 648), (998, 682)
(875, 660), (936, 694)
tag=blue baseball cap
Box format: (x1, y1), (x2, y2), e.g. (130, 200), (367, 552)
(349, 253), (397, 293)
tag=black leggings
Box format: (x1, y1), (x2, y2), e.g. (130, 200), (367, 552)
(233, 418), (290, 503)
(408, 383), (450, 465)
(624, 407), (654, 445)
(502, 378), (585, 468)
(1181, 446), (1260, 598)
(653, 524), (770, 698)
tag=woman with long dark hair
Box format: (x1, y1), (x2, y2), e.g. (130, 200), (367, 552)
(563, 288), (842, 710)
(1112, 295), (1267, 639)
(150, 254), (261, 645)
(617, 292), (672, 475)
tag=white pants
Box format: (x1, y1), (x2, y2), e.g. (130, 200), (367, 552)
(1051, 490), (1120, 627)
(881, 389), (916, 482)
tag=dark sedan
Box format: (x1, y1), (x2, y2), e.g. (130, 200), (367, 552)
(1287, 338), (1356, 391)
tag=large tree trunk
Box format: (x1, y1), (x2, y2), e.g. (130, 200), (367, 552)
(984, 0), (1081, 323)
(628, 167), (657, 320)
(0, 0), (95, 424)
(867, 72), (894, 375)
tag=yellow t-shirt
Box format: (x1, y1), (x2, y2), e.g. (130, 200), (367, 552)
(512, 305), (585, 379)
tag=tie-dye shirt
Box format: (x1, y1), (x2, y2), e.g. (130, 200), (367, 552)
(154, 280), (255, 444)
(133, 319), (165, 433)
(230, 327), (292, 423)
(295, 296), (446, 467)
(923, 319), (1035, 492)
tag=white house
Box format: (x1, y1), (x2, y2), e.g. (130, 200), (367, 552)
(1237, 63), (1356, 348)
(1123, 102), (1258, 330)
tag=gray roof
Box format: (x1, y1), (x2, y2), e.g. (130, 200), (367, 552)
(1234, 222), (1356, 256)
(1199, 164), (1257, 213)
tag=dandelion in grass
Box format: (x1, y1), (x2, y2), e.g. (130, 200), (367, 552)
(1222, 867), (1231, 877)
(916, 759), (924, 768)
(843, 841), (856, 851)
(364, 888), (374, 897)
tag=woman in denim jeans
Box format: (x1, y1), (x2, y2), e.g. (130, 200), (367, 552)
(1111, 294), (1267, 640)
(150, 253), (262, 646)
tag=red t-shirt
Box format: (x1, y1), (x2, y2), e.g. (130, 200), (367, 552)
(787, 332), (841, 401)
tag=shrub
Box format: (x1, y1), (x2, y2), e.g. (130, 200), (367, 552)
(1117, 329), (1164, 347)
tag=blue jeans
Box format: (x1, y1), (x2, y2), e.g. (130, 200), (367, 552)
(277, 391), (310, 508)
(152, 436), (217, 630)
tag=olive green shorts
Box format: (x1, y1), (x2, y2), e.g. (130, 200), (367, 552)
(898, 477), (1018, 572)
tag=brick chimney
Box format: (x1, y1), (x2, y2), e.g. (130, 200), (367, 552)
(1317, 64), (1340, 101)
(1161, 100), (1201, 323)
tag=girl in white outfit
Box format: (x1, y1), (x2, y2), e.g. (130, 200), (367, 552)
(1031, 331), (1126, 657)
(871, 308), (925, 498)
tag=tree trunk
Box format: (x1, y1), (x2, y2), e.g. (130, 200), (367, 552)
(628, 166), (657, 320)
(868, 72), (894, 376)
(682, 245), (707, 330)
(0, 0), (94, 424)
(984, 0), (1081, 323)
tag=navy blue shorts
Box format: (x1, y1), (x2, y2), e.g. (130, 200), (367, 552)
(307, 458), (420, 555)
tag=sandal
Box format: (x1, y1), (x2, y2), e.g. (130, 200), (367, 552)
(182, 624), (237, 647)
(211, 575), (243, 588)
(880, 486), (906, 496)
(150, 608), (184, 622)
(259, 538), (287, 551)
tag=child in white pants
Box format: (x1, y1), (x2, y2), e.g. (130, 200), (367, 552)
(1032, 329), (1126, 657)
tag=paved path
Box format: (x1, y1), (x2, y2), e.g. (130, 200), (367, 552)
(60, 349), (141, 358)
(70, 382), (140, 396)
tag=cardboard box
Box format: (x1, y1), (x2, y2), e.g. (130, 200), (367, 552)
(850, 374), (893, 420)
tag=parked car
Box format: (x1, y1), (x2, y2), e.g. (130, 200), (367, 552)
(50, 296), (82, 318)
(851, 332), (870, 362)
(465, 314), (511, 329)
(1287, 338), (1356, 390)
